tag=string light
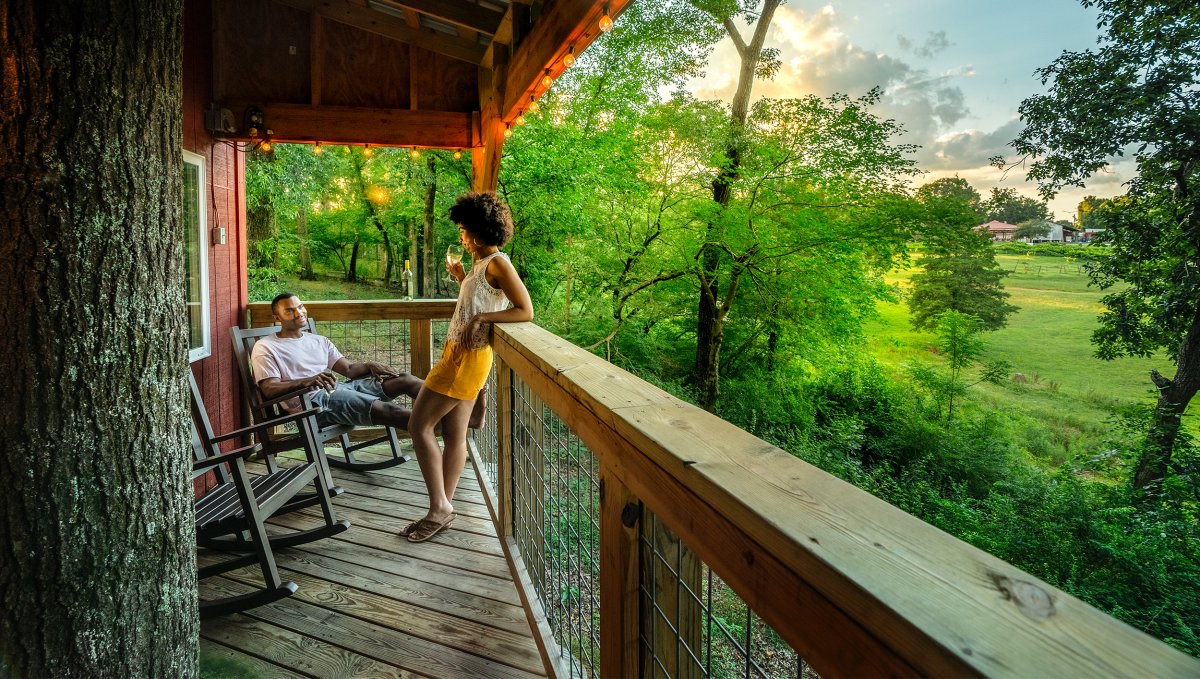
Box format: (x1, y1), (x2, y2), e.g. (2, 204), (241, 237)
(563, 46), (575, 68)
(410, 147), (421, 159)
(599, 5), (613, 33)
(541, 69), (552, 88)
(260, 140), (273, 152)
(453, 149), (462, 160)
(528, 95), (539, 113)
(503, 124), (513, 139)
(363, 144), (373, 157)
(343, 145), (350, 153)
(516, 112), (526, 126)
(313, 141), (323, 154)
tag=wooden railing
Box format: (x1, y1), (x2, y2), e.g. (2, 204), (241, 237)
(247, 300), (1199, 678)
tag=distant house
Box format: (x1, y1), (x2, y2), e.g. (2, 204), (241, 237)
(978, 220), (1018, 241)
(1028, 220), (1080, 243)
(1081, 228), (1106, 242)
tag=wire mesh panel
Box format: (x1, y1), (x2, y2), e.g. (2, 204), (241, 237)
(639, 511), (812, 679)
(314, 318), (414, 373)
(510, 376), (602, 678)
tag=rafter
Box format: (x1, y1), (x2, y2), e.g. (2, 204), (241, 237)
(217, 102), (475, 148)
(377, 0), (504, 35)
(273, 0), (486, 64)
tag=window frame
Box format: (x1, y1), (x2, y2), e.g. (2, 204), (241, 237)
(183, 149), (211, 363)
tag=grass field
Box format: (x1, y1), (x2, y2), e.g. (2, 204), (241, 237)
(865, 253), (1178, 465)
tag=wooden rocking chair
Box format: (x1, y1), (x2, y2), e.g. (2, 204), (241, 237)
(190, 373), (349, 619)
(231, 321), (409, 472)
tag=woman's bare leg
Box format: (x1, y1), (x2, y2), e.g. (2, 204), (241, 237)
(438, 397), (476, 502)
(408, 386), (461, 524)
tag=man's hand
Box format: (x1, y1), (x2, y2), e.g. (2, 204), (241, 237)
(364, 361), (399, 381)
(306, 372), (338, 392)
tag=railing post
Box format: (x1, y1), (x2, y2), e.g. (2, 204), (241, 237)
(600, 464), (640, 679)
(410, 318), (432, 378)
(496, 358), (514, 539)
(643, 512), (704, 679)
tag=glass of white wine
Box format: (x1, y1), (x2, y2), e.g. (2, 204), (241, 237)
(445, 244), (465, 286)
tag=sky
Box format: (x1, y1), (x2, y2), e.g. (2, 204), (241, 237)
(685, 1), (1124, 221)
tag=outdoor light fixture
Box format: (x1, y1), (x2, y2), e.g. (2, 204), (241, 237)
(528, 95), (539, 113)
(504, 124), (513, 139)
(313, 141), (323, 154)
(260, 140), (273, 152)
(516, 112), (526, 126)
(541, 69), (553, 88)
(410, 147), (421, 159)
(453, 149), (462, 160)
(363, 144), (373, 157)
(599, 5), (613, 33)
(563, 46), (575, 68)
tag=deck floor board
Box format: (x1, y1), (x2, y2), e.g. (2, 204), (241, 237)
(200, 456), (544, 679)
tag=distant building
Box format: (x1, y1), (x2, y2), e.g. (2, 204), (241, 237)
(978, 220), (1018, 241)
(1027, 220), (1081, 243)
(1081, 228), (1106, 242)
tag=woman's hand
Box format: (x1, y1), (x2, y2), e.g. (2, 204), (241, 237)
(446, 258), (466, 283)
(463, 314), (493, 349)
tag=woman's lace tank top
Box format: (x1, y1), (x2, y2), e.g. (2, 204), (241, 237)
(447, 251), (512, 349)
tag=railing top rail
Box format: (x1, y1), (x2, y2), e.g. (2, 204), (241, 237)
(493, 321), (1199, 679)
(247, 299), (456, 327)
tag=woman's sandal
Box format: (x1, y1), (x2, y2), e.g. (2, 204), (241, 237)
(406, 513), (457, 543)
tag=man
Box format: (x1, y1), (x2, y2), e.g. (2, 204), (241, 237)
(252, 292), (480, 430)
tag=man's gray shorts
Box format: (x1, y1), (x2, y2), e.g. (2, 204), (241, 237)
(307, 378), (389, 427)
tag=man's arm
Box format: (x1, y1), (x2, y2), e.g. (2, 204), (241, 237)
(258, 372), (337, 400)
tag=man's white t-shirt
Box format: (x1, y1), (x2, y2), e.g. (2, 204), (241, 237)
(250, 333), (344, 411)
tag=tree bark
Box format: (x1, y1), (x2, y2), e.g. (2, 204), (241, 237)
(693, 0), (781, 410)
(0, 1), (197, 677)
(297, 208), (314, 279)
(422, 156), (438, 297)
(347, 237), (360, 282)
(1138, 302), (1200, 491)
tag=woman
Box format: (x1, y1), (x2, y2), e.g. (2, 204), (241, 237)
(401, 191), (533, 543)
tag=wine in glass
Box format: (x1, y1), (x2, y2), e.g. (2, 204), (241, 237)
(445, 244), (465, 286)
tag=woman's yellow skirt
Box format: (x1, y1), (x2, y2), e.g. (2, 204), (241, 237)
(424, 342), (493, 400)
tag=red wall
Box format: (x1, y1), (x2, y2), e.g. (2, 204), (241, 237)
(184, 0), (249, 474)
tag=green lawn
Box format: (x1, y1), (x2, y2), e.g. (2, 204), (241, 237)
(866, 253), (1177, 464)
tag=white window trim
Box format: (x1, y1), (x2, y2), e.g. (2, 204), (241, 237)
(184, 149), (212, 362)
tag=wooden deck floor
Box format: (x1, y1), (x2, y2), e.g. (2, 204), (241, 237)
(198, 450), (545, 679)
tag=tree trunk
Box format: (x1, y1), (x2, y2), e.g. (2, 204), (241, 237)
(693, 0), (781, 410)
(422, 156), (438, 297)
(351, 154), (391, 284)
(347, 237), (360, 282)
(1138, 303), (1200, 491)
(0, 2), (197, 677)
(297, 208), (314, 279)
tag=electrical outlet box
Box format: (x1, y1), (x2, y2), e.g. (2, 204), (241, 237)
(203, 104), (236, 135)
(211, 227), (226, 246)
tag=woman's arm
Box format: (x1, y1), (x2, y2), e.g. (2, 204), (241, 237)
(482, 255), (533, 323)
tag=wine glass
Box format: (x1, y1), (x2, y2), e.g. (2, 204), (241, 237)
(445, 244), (465, 287)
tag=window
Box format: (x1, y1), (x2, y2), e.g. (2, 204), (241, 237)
(183, 150), (210, 362)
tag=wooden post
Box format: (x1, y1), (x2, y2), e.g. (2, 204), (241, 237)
(600, 464), (640, 679)
(642, 512), (703, 679)
(496, 358), (514, 539)
(410, 318), (432, 378)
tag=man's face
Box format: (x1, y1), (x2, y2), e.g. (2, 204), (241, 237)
(273, 296), (308, 331)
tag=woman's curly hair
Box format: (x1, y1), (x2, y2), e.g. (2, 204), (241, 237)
(448, 191), (514, 246)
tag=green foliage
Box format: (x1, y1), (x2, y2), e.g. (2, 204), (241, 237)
(1013, 220), (1053, 240)
(982, 187), (1050, 224)
(905, 311), (1012, 427)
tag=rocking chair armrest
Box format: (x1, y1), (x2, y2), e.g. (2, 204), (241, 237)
(193, 443), (260, 471)
(208, 407), (323, 444)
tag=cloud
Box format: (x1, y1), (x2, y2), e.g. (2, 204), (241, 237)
(898, 30), (953, 59)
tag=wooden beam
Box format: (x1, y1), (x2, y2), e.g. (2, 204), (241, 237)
(384, 0), (504, 36)
(599, 466), (640, 679)
(218, 102), (472, 148)
(472, 60), (505, 191)
(272, 0), (486, 64)
(247, 300), (456, 326)
(501, 0), (633, 121)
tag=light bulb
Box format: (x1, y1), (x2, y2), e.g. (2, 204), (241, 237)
(343, 145), (350, 153)
(453, 149), (462, 160)
(504, 125), (513, 139)
(260, 141), (272, 152)
(516, 113), (526, 126)
(313, 142), (323, 154)
(541, 70), (552, 88)
(363, 144), (373, 157)
(563, 46), (575, 68)
(599, 9), (613, 33)
(528, 96), (539, 113)
(410, 148), (421, 159)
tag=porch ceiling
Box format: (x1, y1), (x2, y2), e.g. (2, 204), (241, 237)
(209, 0), (630, 151)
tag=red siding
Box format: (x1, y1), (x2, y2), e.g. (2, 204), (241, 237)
(185, 0), (249, 492)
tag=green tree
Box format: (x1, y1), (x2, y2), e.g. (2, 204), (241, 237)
(983, 187), (1051, 224)
(1, 1), (197, 675)
(1006, 0), (1200, 492)
(1014, 219), (1053, 240)
(915, 176), (984, 220)
(909, 185), (1017, 331)
(906, 311), (1011, 426)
